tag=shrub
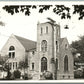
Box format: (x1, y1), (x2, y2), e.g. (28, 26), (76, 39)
(74, 70), (83, 78)
(44, 71), (53, 80)
(28, 74), (32, 79)
(23, 73), (28, 80)
(13, 70), (21, 79)
(22, 73), (32, 80)
(6, 70), (11, 80)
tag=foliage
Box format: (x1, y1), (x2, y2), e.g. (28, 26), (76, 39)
(3, 63), (11, 71)
(73, 5), (84, 20)
(19, 60), (28, 69)
(13, 70), (21, 78)
(6, 70), (11, 80)
(22, 73), (32, 80)
(0, 55), (8, 65)
(2, 5), (84, 20)
(28, 74), (32, 79)
(74, 70), (83, 78)
(71, 35), (84, 61)
(44, 71), (53, 80)
(22, 73), (28, 80)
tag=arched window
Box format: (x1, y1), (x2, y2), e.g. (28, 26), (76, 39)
(41, 57), (47, 72)
(41, 27), (43, 34)
(9, 46), (15, 51)
(64, 55), (68, 72)
(46, 26), (48, 34)
(56, 58), (58, 70)
(41, 40), (47, 52)
(9, 46), (15, 58)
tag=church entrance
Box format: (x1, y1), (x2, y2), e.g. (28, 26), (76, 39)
(41, 57), (47, 72)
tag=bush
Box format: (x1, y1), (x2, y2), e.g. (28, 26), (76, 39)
(22, 73), (32, 80)
(23, 73), (28, 80)
(28, 74), (32, 79)
(74, 70), (83, 78)
(6, 70), (11, 80)
(13, 70), (21, 79)
(44, 71), (53, 80)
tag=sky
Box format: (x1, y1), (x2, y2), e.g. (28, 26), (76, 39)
(0, 1), (84, 50)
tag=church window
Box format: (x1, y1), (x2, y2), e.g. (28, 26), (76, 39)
(41, 40), (47, 52)
(41, 57), (47, 72)
(56, 41), (59, 52)
(68, 76), (70, 79)
(64, 55), (68, 72)
(63, 75), (65, 79)
(16, 62), (17, 69)
(65, 44), (68, 50)
(41, 27), (43, 34)
(9, 53), (11, 58)
(56, 58), (59, 70)
(56, 41), (58, 45)
(57, 28), (59, 36)
(9, 46), (15, 51)
(46, 26), (48, 34)
(32, 63), (34, 70)
(9, 46), (15, 58)
(32, 51), (35, 55)
(12, 52), (15, 58)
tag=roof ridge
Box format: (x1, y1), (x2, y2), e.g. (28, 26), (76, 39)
(14, 35), (36, 43)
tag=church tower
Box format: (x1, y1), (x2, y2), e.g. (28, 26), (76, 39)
(37, 18), (61, 79)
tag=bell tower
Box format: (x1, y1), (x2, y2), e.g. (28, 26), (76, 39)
(37, 18), (61, 79)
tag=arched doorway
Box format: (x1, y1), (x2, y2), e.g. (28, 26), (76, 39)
(41, 57), (47, 72)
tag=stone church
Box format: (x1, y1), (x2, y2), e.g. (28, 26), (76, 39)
(1, 19), (74, 80)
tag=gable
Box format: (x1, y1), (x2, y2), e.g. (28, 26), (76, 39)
(1, 34), (25, 56)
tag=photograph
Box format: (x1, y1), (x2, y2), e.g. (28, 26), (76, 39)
(0, 1), (83, 82)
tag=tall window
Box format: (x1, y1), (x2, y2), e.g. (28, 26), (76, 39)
(41, 40), (47, 52)
(56, 41), (59, 52)
(56, 58), (58, 70)
(16, 62), (17, 69)
(41, 57), (47, 72)
(46, 26), (48, 34)
(65, 44), (68, 50)
(9, 46), (15, 58)
(41, 27), (43, 34)
(64, 55), (68, 72)
(32, 63), (34, 70)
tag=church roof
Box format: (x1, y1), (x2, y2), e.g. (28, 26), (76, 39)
(15, 35), (36, 51)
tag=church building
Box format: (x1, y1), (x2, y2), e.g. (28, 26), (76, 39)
(0, 19), (74, 80)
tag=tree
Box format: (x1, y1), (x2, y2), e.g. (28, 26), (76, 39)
(19, 60), (28, 69)
(0, 55), (8, 65)
(71, 35), (84, 61)
(2, 5), (84, 20)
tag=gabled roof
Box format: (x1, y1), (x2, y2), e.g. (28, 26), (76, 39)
(15, 35), (36, 51)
